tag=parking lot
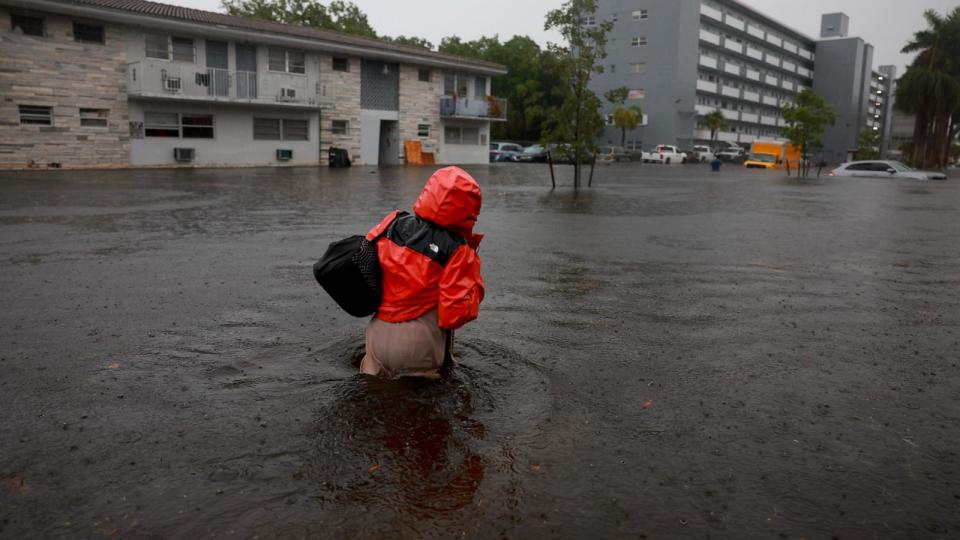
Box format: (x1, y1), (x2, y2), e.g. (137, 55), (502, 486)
(1, 163), (959, 538)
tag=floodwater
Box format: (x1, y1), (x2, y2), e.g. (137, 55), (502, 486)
(1, 163), (959, 538)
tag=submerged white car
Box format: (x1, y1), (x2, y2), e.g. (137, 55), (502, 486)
(829, 160), (947, 180)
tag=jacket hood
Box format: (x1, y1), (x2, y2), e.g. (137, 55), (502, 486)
(413, 166), (483, 244)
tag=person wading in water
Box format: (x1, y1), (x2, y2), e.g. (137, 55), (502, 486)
(360, 166), (485, 379)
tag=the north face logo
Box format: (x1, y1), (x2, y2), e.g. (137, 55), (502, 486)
(429, 243), (439, 253)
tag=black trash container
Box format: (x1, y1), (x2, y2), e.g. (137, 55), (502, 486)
(328, 147), (352, 168)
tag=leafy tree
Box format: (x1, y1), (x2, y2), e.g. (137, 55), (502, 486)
(383, 35), (433, 50)
(702, 110), (729, 147)
(542, 0), (612, 188)
(605, 87), (642, 147)
(604, 86), (629, 105)
(895, 7), (960, 168)
(781, 89), (837, 176)
(856, 128), (880, 160)
(221, 0), (377, 37)
(438, 35), (567, 143)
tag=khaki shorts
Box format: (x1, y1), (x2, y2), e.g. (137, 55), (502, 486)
(360, 309), (449, 379)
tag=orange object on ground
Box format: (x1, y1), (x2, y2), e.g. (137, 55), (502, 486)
(405, 140), (423, 165)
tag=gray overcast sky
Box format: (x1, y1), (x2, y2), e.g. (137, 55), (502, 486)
(165, 0), (955, 74)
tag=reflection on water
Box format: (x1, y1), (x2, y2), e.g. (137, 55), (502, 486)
(305, 377), (485, 520)
(289, 336), (549, 536)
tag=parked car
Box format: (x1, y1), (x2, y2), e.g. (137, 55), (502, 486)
(828, 160), (947, 180)
(490, 142), (524, 162)
(641, 144), (687, 164)
(516, 144), (548, 163)
(597, 145), (632, 163)
(715, 146), (746, 163)
(546, 143), (594, 164)
(691, 145), (716, 163)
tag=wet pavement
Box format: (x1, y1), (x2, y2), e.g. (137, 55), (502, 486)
(1, 163), (959, 538)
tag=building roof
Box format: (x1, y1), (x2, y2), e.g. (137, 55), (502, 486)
(32, 0), (507, 73)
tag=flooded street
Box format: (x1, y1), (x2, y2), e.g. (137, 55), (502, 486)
(2, 163), (959, 538)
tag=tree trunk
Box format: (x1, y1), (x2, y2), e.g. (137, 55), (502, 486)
(912, 108), (929, 167)
(621, 127), (626, 148)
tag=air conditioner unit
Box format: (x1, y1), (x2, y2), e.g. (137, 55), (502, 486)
(276, 149), (293, 161)
(173, 147), (195, 162)
(163, 77), (182, 92)
(278, 87), (297, 101)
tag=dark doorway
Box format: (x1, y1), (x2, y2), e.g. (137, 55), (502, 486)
(235, 44), (257, 98)
(206, 40), (229, 96)
(378, 120), (399, 165)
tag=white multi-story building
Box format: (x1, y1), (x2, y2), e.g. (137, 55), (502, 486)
(590, 1), (883, 162)
(0, 0), (507, 168)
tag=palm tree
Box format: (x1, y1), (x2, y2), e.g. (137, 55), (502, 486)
(703, 110), (729, 148)
(612, 105), (643, 147)
(896, 7), (960, 168)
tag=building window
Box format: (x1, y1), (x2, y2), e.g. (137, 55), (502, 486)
(253, 118), (281, 140)
(584, 15), (596, 25)
(331, 120), (349, 135)
(417, 124), (430, 138)
(144, 34), (168, 59)
(474, 77), (486, 98)
(268, 49), (305, 74)
(73, 22), (104, 44)
(79, 108), (109, 127)
(171, 37), (195, 62)
(444, 126), (480, 145)
(632, 10), (648, 20)
(418, 68), (431, 82)
(631, 36), (647, 47)
(282, 119), (309, 140)
(444, 126), (460, 144)
(267, 47), (307, 73)
(288, 51), (305, 74)
(19, 105), (52, 126)
(143, 35), (195, 62)
(144, 112), (180, 137)
(11, 15), (44, 36)
(256, 118), (308, 140)
(332, 57), (349, 72)
(631, 62), (646, 73)
(144, 112), (213, 138)
(609, 64), (616, 73)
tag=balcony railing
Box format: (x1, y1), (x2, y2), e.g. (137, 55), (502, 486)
(126, 60), (331, 108)
(439, 95), (507, 122)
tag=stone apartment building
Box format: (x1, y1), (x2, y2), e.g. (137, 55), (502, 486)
(0, 0), (506, 169)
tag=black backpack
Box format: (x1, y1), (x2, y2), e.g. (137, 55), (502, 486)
(312, 213), (400, 317)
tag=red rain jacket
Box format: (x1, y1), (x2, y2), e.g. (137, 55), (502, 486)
(366, 166), (485, 329)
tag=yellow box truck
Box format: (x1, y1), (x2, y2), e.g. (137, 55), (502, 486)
(743, 141), (801, 169)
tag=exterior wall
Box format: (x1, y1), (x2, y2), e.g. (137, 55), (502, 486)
(591, 0), (701, 149)
(888, 109), (914, 157)
(876, 65), (896, 157)
(813, 38), (872, 163)
(124, 27), (327, 109)
(693, 0), (816, 146)
(0, 7), (129, 168)
(439, 122), (489, 164)
(591, 0), (817, 150)
(398, 64), (442, 160)
(0, 3), (502, 169)
(128, 101), (320, 166)
(317, 52), (361, 164)
(359, 109), (400, 165)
